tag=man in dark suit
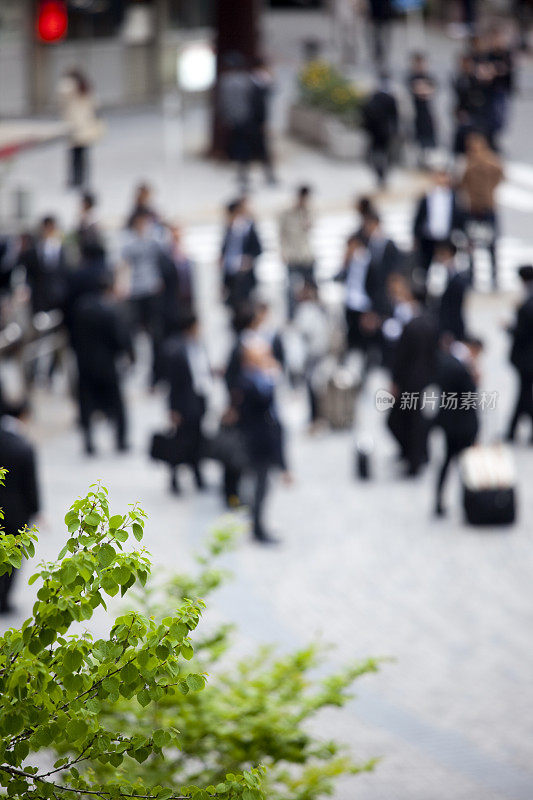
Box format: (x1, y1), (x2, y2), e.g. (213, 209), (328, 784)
(164, 314), (211, 494)
(413, 168), (465, 273)
(434, 338), (482, 516)
(71, 272), (133, 455)
(388, 285), (439, 476)
(16, 216), (68, 314)
(435, 240), (470, 342)
(220, 198), (263, 310)
(362, 210), (402, 285)
(507, 265), (533, 442)
(335, 233), (386, 356)
(0, 403), (40, 614)
(237, 339), (290, 544)
(361, 73), (398, 187)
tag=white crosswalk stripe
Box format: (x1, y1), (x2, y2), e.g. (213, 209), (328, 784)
(184, 204), (533, 294)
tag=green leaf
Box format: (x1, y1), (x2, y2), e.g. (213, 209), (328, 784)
(136, 689), (150, 707)
(109, 514), (123, 530)
(132, 523), (143, 541)
(98, 543), (116, 568)
(186, 673), (206, 692)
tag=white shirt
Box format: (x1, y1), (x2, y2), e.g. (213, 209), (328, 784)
(186, 340), (212, 398)
(345, 252), (371, 312)
(426, 188), (453, 240)
(223, 218), (251, 275)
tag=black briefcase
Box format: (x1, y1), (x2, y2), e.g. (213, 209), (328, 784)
(463, 487), (516, 526)
(201, 426), (250, 473)
(149, 429), (195, 467)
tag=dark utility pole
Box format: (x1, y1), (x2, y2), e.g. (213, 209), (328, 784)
(211, 0), (262, 156)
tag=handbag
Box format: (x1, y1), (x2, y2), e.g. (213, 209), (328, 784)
(149, 428), (196, 467)
(202, 425), (250, 473)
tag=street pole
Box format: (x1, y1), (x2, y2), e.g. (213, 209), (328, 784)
(210, 0), (262, 156)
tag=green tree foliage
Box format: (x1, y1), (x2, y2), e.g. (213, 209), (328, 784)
(0, 475), (264, 800)
(71, 529), (381, 800)
(0, 475), (380, 800)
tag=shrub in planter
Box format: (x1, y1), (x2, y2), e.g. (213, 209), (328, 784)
(298, 60), (366, 127)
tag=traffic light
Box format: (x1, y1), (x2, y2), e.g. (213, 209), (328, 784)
(36, 0), (68, 43)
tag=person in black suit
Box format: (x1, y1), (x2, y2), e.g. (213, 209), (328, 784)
(237, 339), (290, 544)
(164, 314), (211, 495)
(16, 216), (68, 314)
(362, 210), (402, 285)
(434, 338), (482, 516)
(506, 265), (533, 443)
(413, 169), (465, 274)
(361, 73), (399, 187)
(71, 272), (133, 455)
(435, 240), (470, 342)
(220, 198), (263, 311)
(335, 233), (385, 356)
(406, 53), (437, 160)
(0, 403), (40, 614)
(250, 58), (277, 185)
(368, 0), (393, 70)
(388, 285), (439, 476)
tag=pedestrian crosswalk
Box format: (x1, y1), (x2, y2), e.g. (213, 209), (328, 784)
(184, 201), (533, 296)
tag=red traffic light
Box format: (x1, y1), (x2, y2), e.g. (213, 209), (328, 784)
(37, 0), (68, 43)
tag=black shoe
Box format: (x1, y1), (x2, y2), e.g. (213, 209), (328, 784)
(84, 442), (96, 456)
(434, 503), (447, 518)
(116, 442), (129, 453)
(253, 530), (280, 546)
(0, 603), (15, 615)
(170, 473), (181, 495)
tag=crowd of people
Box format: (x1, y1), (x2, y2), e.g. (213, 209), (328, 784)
(0, 6), (531, 615)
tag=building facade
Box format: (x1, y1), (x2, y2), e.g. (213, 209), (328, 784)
(0, 0), (213, 117)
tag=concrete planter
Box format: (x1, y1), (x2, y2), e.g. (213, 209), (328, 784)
(288, 104), (366, 161)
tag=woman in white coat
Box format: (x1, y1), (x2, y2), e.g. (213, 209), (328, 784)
(57, 69), (103, 189)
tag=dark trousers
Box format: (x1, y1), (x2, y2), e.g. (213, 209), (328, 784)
(388, 405), (430, 474)
(287, 262), (314, 320)
(70, 146), (88, 188)
(369, 143), (391, 187)
(169, 417), (204, 492)
(507, 371), (533, 439)
(224, 270), (256, 311)
(130, 294), (164, 385)
(436, 433), (475, 510)
(251, 463), (270, 538)
(78, 376), (126, 451)
(419, 237), (446, 273)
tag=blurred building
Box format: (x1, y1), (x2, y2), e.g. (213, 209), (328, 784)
(0, 0), (214, 117)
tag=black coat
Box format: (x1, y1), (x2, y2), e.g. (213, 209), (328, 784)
(510, 294), (533, 376)
(336, 255), (390, 316)
(165, 337), (207, 422)
(413, 191), (465, 243)
(362, 90), (399, 148)
(0, 423), (40, 536)
(435, 351), (479, 442)
(439, 271), (469, 341)
(407, 71), (437, 147)
(392, 311), (439, 391)
(238, 371), (285, 469)
(71, 293), (132, 386)
(17, 240), (68, 314)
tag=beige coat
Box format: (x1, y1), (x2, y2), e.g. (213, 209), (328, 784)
(57, 77), (104, 147)
(278, 205), (315, 266)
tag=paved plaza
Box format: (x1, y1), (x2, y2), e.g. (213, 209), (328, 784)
(2, 12), (533, 799)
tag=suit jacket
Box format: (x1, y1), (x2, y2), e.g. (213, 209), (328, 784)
(237, 370), (285, 469)
(439, 271), (469, 341)
(17, 239), (68, 314)
(392, 311), (439, 391)
(165, 336), (207, 421)
(362, 90), (398, 147)
(72, 293), (132, 385)
(336, 254), (389, 316)
(221, 221), (262, 272)
(0, 422), (39, 536)
(413, 191), (465, 243)
(510, 293), (533, 376)
(435, 351), (479, 442)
